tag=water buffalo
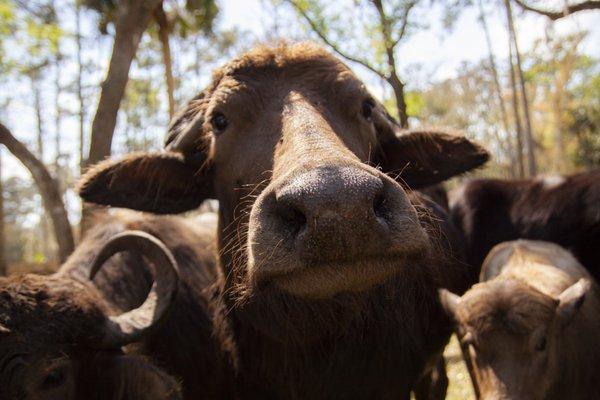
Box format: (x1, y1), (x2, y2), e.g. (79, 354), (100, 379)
(78, 42), (488, 399)
(0, 212), (227, 400)
(450, 170), (600, 282)
(439, 240), (600, 400)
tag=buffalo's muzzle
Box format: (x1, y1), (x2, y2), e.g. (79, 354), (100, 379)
(247, 164), (429, 297)
(273, 166), (391, 262)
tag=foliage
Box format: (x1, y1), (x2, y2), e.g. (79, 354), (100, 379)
(82, 0), (219, 35)
(0, 0), (598, 268)
(288, 0), (415, 75)
(177, 0), (219, 35)
(0, 0), (62, 75)
(568, 72), (600, 167)
(120, 62), (163, 152)
(405, 90), (425, 118)
(526, 31), (599, 171)
(285, 0), (445, 126)
(410, 30), (599, 176)
(2, 175), (40, 263)
(0, 0), (15, 73)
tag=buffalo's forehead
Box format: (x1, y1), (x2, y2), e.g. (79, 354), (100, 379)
(0, 275), (106, 344)
(228, 61), (355, 90)
(214, 43), (362, 104)
(164, 42), (363, 148)
(459, 279), (556, 337)
(221, 42), (349, 78)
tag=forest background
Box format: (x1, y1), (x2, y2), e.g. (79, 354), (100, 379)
(0, 0), (597, 278)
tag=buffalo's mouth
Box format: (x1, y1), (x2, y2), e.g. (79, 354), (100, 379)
(252, 248), (429, 299)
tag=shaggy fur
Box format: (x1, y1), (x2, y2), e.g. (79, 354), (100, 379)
(440, 240), (600, 400)
(0, 212), (227, 400)
(450, 169), (600, 282)
(78, 42), (487, 399)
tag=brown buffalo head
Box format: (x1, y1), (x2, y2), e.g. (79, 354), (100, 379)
(78, 42), (487, 338)
(0, 232), (181, 400)
(439, 276), (591, 400)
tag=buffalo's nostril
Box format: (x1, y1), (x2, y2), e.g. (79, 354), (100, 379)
(277, 204), (307, 235)
(373, 192), (387, 220)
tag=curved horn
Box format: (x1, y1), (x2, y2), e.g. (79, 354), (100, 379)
(166, 111), (205, 155)
(89, 231), (179, 348)
(0, 324), (10, 335)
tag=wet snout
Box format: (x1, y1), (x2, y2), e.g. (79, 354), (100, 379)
(274, 165), (391, 262)
(247, 162), (429, 294)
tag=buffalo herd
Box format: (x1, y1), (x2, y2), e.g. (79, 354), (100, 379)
(0, 42), (598, 400)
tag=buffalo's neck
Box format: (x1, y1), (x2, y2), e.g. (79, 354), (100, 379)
(214, 265), (451, 399)
(214, 195), (458, 398)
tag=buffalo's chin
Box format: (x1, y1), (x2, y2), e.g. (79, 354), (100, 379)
(266, 251), (428, 299)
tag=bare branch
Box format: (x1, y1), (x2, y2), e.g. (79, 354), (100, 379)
(512, 0), (600, 20)
(368, 0), (409, 127)
(392, 1), (417, 47)
(0, 122), (74, 262)
(285, 0), (385, 78)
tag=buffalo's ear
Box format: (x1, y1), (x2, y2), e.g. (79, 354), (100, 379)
(438, 288), (461, 322)
(77, 152), (212, 214)
(373, 110), (489, 189)
(555, 278), (591, 328)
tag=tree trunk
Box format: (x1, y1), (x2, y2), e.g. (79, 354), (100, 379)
(31, 74), (52, 261)
(31, 76), (44, 160)
(388, 74), (409, 128)
(478, 0), (515, 177)
(0, 123), (74, 262)
(54, 62), (62, 171)
(75, 0), (87, 237)
(85, 0), (163, 168)
(371, 0), (409, 128)
(76, 0), (85, 174)
(505, 0), (537, 176)
(155, 3), (176, 119)
(507, 35), (525, 178)
(82, 0), (163, 230)
(0, 149), (6, 276)
(52, 0), (62, 176)
(552, 91), (566, 172)
(52, 16), (67, 236)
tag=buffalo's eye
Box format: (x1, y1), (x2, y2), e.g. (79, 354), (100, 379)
(534, 336), (547, 352)
(41, 366), (67, 390)
(361, 99), (375, 121)
(211, 112), (229, 132)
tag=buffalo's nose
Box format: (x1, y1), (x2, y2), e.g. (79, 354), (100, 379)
(272, 166), (391, 262)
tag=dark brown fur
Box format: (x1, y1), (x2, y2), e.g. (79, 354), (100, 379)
(0, 212), (227, 400)
(78, 42), (487, 399)
(450, 170), (600, 282)
(440, 240), (600, 400)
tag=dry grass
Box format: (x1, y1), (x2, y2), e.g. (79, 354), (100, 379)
(445, 335), (476, 400)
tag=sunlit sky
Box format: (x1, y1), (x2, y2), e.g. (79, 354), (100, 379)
(0, 0), (598, 224)
(222, 0), (599, 86)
